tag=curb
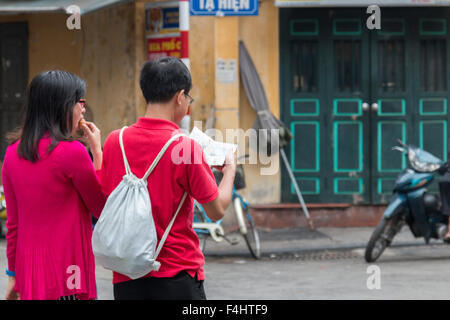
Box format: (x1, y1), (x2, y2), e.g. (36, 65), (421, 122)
(204, 240), (447, 259)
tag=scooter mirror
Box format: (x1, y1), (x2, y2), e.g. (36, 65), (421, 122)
(397, 139), (408, 148)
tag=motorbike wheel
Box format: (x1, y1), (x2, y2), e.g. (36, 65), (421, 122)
(365, 215), (403, 263)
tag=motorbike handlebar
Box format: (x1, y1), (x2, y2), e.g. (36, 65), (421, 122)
(438, 162), (450, 175)
(392, 146), (406, 153)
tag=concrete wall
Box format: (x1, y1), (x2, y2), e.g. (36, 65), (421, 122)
(189, 16), (216, 127)
(0, 2), (145, 144)
(238, 0), (280, 205)
(81, 2), (146, 138)
(0, 2), (145, 184)
(189, 0), (281, 206)
(0, 13), (83, 185)
(0, 1), (283, 207)
(0, 13), (82, 83)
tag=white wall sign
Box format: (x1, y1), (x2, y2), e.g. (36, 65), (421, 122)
(216, 58), (237, 84)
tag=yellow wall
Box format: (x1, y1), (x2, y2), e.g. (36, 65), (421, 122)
(0, 2), (145, 144)
(0, 13), (82, 83)
(81, 2), (146, 137)
(0, 13), (83, 185)
(239, 0), (280, 204)
(189, 0), (281, 205)
(0, 3), (145, 184)
(189, 16), (216, 127)
(0, 1), (281, 205)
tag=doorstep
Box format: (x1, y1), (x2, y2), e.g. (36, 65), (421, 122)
(248, 204), (387, 229)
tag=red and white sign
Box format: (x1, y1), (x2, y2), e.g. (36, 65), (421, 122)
(147, 36), (182, 61)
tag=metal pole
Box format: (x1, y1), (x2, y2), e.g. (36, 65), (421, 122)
(280, 148), (314, 230)
(179, 0), (190, 69)
(179, 0), (191, 132)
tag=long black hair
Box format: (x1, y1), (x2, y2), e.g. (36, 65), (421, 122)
(8, 70), (86, 162)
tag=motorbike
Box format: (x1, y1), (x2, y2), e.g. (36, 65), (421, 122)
(365, 140), (450, 263)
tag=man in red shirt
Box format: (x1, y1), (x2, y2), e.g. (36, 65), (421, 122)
(99, 57), (236, 300)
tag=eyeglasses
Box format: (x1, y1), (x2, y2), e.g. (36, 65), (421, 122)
(184, 93), (194, 105)
(78, 99), (86, 108)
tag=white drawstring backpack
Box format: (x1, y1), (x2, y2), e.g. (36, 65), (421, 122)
(92, 126), (187, 279)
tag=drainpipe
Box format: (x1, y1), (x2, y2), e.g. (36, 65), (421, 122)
(179, 0), (191, 132)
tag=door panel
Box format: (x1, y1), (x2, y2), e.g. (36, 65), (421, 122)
(281, 10), (327, 203)
(415, 11), (450, 194)
(370, 14), (411, 203)
(327, 10), (371, 203)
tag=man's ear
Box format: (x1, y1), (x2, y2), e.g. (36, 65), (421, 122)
(176, 89), (185, 106)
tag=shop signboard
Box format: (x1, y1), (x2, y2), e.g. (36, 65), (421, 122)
(145, 2), (181, 60)
(147, 36), (182, 61)
(189, 0), (258, 16)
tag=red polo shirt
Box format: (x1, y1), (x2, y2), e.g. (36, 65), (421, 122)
(98, 118), (219, 284)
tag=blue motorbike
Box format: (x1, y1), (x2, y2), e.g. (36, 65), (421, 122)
(365, 140), (449, 263)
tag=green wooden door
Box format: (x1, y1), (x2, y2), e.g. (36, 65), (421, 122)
(327, 11), (371, 204)
(279, 9), (327, 204)
(280, 8), (450, 204)
(372, 8), (450, 203)
(280, 8), (372, 204)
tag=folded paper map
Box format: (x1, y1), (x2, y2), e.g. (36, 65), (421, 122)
(189, 127), (237, 166)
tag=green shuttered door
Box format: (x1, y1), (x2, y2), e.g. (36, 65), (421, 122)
(280, 8), (450, 204)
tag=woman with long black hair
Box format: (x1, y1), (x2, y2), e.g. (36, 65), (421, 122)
(1, 70), (106, 300)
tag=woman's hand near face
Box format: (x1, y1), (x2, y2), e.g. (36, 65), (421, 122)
(81, 121), (101, 153)
(81, 121), (102, 170)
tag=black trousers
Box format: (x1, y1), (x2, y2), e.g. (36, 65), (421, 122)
(440, 176), (450, 216)
(113, 271), (206, 300)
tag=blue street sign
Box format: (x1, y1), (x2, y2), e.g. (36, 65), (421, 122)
(189, 0), (258, 16)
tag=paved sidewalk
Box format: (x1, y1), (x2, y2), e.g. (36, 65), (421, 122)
(202, 225), (446, 258)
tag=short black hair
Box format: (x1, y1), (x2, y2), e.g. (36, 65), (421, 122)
(139, 57), (192, 104)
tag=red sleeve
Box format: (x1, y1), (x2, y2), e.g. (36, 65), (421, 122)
(57, 141), (106, 219)
(185, 138), (219, 204)
(2, 148), (18, 272)
(97, 130), (120, 197)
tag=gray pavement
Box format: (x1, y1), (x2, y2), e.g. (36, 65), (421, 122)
(203, 244), (450, 299)
(202, 225), (437, 257)
(201, 226), (450, 299)
(1, 226), (449, 299)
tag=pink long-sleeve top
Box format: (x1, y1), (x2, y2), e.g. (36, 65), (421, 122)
(1, 136), (106, 300)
